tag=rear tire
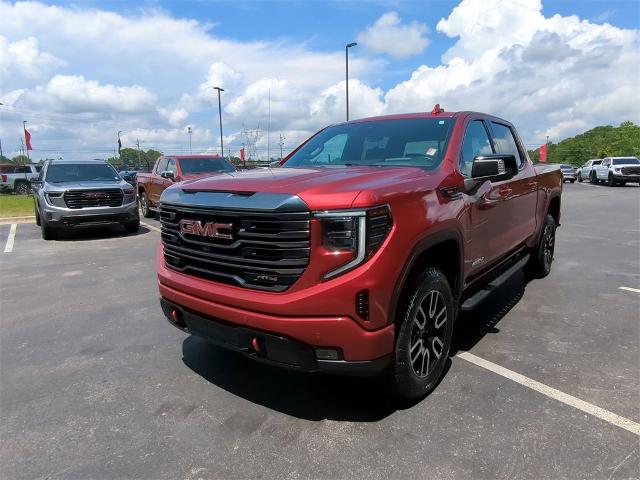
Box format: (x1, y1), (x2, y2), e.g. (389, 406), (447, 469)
(528, 214), (556, 279)
(392, 268), (454, 401)
(570, 179), (575, 183)
(15, 181), (30, 195)
(590, 172), (597, 184)
(577, 173), (583, 182)
(139, 192), (154, 218)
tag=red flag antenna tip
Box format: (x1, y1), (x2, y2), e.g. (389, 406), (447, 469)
(431, 104), (444, 115)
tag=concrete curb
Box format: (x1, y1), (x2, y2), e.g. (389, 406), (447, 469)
(0, 216), (35, 224)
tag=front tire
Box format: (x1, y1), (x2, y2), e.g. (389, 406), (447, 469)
(40, 221), (57, 240)
(607, 173), (615, 187)
(570, 179), (575, 183)
(124, 219), (140, 234)
(393, 268), (454, 400)
(139, 192), (154, 218)
(529, 214), (556, 278)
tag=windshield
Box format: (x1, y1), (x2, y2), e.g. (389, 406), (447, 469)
(179, 157), (235, 174)
(612, 158), (639, 165)
(284, 118), (455, 169)
(46, 163), (120, 183)
(560, 164), (573, 169)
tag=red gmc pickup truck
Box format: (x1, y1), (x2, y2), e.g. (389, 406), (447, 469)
(136, 155), (235, 217)
(157, 109), (562, 399)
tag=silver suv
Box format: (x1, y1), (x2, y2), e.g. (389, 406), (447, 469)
(32, 160), (139, 240)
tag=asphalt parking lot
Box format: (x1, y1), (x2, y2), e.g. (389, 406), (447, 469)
(1, 182), (638, 479)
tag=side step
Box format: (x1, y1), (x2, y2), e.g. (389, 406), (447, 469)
(460, 254), (530, 311)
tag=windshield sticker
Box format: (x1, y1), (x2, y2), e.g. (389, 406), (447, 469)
(426, 147), (438, 156)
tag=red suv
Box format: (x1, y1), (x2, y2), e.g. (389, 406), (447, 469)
(157, 109), (562, 399)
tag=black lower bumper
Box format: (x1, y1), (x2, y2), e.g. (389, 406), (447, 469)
(613, 175), (640, 182)
(160, 298), (391, 376)
(55, 212), (138, 227)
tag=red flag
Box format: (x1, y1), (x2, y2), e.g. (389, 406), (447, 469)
(539, 144), (547, 163)
(24, 127), (33, 151)
(240, 148), (245, 161)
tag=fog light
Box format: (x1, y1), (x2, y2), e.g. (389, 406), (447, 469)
(356, 289), (369, 320)
(315, 348), (341, 360)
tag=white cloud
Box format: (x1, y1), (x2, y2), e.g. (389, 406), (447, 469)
(357, 12), (429, 59)
(386, 0), (640, 143)
(0, 35), (64, 88)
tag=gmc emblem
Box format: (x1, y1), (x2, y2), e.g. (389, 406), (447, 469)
(179, 219), (233, 240)
(83, 191), (108, 198)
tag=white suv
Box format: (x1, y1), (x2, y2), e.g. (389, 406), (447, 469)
(576, 159), (602, 183)
(593, 157), (640, 186)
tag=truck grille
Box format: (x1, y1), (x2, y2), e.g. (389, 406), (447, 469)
(64, 189), (124, 209)
(160, 203), (311, 292)
(621, 166), (640, 175)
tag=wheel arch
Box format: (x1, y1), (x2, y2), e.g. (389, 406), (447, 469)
(389, 230), (464, 328)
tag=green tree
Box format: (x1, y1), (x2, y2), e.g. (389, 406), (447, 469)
(10, 154), (29, 164)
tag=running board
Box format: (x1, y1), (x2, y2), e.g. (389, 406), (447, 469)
(460, 254), (530, 311)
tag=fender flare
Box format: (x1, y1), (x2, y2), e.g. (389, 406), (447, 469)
(388, 229), (464, 326)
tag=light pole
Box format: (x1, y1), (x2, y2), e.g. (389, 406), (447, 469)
(345, 42), (357, 121)
(0, 102), (4, 160)
(213, 87), (224, 158)
(187, 126), (193, 155)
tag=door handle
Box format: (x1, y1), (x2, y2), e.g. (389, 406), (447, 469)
(498, 186), (512, 197)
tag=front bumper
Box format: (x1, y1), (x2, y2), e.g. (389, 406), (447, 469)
(159, 283), (395, 374)
(41, 201), (139, 226)
(613, 174), (640, 181)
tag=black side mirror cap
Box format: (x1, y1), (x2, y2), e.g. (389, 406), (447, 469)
(464, 154), (518, 192)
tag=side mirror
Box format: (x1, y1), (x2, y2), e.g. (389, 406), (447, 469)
(464, 154), (518, 192)
(160, 170), (175, 181)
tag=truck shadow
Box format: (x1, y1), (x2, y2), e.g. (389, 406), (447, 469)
(52, 224), (154, 241)
(451, 269), (528, 355)
(181, 269), (529, 422)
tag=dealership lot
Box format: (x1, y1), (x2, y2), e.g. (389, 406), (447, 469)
(1, 183), (638, 479)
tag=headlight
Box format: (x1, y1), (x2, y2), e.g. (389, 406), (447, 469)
(316, 205), (392, 280)
(45, 191), (64, 205)
(122, 188), (136, 203)
(614, 168), (621, 173)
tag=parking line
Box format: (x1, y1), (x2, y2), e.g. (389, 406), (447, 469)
(457, 351), (640, 436)
(3, 224), (17, 253)
(140, 221), (161, 233)
(619, 286), (640, 294)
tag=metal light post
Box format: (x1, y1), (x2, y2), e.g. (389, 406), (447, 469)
(213, 87), (225, 158)
(187, 126), (193, 155)
(0, 102), (4, 159)
(345, 42), (357, 121)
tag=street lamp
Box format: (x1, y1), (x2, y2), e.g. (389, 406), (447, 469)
(345, 42), (357, 121)
(213, 87), (225, 158)
(187, 126), (193, 155)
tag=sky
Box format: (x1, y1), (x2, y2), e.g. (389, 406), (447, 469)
(0, 0), (638, 161)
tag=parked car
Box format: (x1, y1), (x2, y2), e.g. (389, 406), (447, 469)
(0, 164), (41, 194)
(156, 108), (563, 400)
(32, 159), (139, 240)
(576, 159), (602, 182)
(559, 164), (576, 183)
(592, 156), (640, 186)
(136, 155), (236, 218)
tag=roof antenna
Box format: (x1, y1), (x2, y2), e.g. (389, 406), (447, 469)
(431, 104), (444, 115)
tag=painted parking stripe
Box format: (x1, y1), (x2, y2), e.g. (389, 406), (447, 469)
(619, 286), (640, 294)
(140, 221), (161, 233)
(457, 351), (640, 436)
(3, 224), (17, 253)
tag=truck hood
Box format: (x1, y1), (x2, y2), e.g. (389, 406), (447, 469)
(45, 181), (128, 190)
(178, 166), (427, 209)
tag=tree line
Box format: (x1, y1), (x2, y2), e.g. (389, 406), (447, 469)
(527, 121), (639, 165)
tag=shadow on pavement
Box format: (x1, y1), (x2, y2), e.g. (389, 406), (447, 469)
(181, 269), (531, 421)
(451, 269), (528, 355)
(53, 224), (154, 241)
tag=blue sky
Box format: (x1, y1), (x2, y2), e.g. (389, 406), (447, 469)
(1, 0), (639, 159)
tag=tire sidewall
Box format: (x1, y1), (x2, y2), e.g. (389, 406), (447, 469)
(532, 214), (556, 278)
(394, 268), (454, 400)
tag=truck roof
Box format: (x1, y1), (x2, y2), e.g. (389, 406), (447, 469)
(161, 155), (223, 160)
(48, 159), (109, 164)
(342, 110), (507, 126)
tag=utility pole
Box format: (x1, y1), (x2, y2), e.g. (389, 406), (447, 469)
(279, 133), (285, 160)
(136, 138), (142, 168)
(267, 88), (271, 162)
(187, 126), (193, 155)
(213, 87), (224, 158)
(345, 42), (357, 121)
(0, 102), (4, 160)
